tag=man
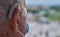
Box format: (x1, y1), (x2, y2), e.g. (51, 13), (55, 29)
(0, 0), (28, 37)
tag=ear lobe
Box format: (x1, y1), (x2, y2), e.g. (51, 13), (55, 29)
(12, 7), (20, 32)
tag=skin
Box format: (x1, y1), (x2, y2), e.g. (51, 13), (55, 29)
(0, 0), (27, 37)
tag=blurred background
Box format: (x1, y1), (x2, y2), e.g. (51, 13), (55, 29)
(25, 0), (60, 37)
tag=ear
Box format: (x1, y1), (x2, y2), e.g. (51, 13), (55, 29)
(12, 7), (20, 32)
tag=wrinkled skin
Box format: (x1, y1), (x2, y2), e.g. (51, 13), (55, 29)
(0, 0), (27, 37)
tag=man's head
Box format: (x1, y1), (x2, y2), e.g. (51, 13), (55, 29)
(0, 0), (27, 37)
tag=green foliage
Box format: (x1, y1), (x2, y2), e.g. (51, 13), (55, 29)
(35, 16), (39, 21)
(27, 9), (32, 12)
(47, 12), (60, 21)
(50, 6), (60, 11)
(46, 31), (48, 37)
(55, 36), (60, 37)
(27, 9), (39, 14)
(32, 10), (39, 14)
(27, 8), (60, 21)
(45, 11), (49, 17)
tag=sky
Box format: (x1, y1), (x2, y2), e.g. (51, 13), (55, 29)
(26, 0), (60, 6)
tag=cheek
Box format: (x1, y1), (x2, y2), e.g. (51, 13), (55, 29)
(21, 7), (27, 16)
(21, 14), (26, 23)
(20, 12), (27, 21)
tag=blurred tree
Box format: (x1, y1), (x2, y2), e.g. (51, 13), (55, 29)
(45, 10), (49, 17)
(50, 6), (60, 11)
